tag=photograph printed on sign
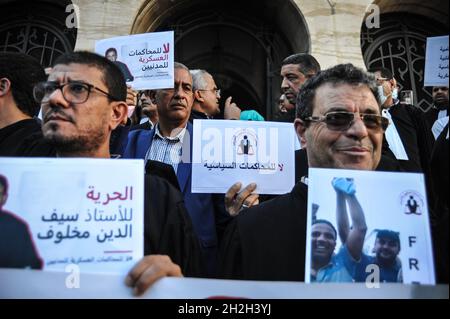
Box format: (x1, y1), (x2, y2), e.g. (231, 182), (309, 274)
(305, 168), (435, 285)
(95, 31), (174, 90)
(0, 158), (144, 275)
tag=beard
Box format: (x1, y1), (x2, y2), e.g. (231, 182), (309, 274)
(434, 99), (448, 110)
(43, 122), (107, 156)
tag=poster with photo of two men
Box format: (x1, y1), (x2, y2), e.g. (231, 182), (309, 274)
(306, 168), (435, 285)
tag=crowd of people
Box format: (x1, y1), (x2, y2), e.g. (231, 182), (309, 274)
(0, 47), (448, 295)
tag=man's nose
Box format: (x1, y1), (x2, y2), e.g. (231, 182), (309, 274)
(173, 85), (185, 98)
(346, 115), (369, 139)
(281, 78), (289, 91)
(47, 88), (70, 108)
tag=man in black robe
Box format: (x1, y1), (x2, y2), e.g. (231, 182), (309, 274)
(0, 52), (52, 157)
(368, 67), (434, 173)
(219, 64), (388, 281)
(424, 86), (448, 132)
(35, 51), (203, 295)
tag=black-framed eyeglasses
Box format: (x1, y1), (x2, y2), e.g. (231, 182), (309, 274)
(197, 88), (221, 96)
(375, 77), (390, 85)
(33, 81), (121, 104)
(304, 111), (389, 132)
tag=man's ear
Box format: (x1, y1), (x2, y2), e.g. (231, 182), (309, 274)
(389, 78), (397, 90)
(194, 90), (204, 102)
(110, 101), (128, 130)
(294, 118), (308, 148)
(149, 90), (157, 104)
(0, 78), (11, 97)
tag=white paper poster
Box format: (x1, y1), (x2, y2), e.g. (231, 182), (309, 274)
(424, 35), (449, 87)
(305, 168), (435, 285)
(192, 119), (295, 194)
(95, 31), (174, 90)
(0, 158), (144, 275)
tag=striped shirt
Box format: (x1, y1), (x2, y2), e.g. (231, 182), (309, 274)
(145, 124), (187, 174)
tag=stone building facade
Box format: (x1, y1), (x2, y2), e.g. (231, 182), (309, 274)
(1, 0), (447, 117)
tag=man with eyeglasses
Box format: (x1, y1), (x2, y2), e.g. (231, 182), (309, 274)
(34, 51), (203, 295)
(189, 69), (243, 121)
(0, 52), (53, 157)
(219, 64), (390, 281)
(368, 67), (434, 174)
(190, 70), (221, 120)
(124, 63), (252, 278)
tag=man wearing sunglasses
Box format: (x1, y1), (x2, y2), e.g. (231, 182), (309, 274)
(34, 51), (203, 295)
(220, 64), (389, 281)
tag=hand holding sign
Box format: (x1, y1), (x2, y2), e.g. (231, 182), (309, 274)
(125, 255), (183, 296)
(224, 182), (259, 216)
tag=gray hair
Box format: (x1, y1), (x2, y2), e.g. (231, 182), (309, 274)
(190, 69), (211, 91)
(174, 61), (190, 72)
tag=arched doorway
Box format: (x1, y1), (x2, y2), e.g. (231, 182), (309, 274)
(0, 0), (77, 67)
(361, 1), (448, 111)
(131, 0), (310, 119)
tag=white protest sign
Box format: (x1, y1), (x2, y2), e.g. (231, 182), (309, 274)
(424, 35), (449, 87)
(0, 158), (144, 275)
(305, 169), (435, 284)
(0, 269), (447, 299)
(95, 31), (174, 90)
(192, 119), (295, 194)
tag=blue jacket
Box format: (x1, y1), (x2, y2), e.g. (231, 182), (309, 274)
(123, 122), (230, 276)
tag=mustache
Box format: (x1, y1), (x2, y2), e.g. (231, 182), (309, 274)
(170, 101), (186, 107)
(43, 107), (75, 123)
(335, 142), (373, 151)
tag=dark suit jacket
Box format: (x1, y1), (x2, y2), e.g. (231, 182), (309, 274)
(219, 182), (308, 281)
(123, 122), (231, 276)
(144, 172), (203, 277)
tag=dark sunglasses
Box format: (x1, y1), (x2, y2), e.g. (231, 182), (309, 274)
(304, 111), (389, 131)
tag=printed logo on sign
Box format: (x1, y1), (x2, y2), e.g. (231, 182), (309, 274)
(201, 127), (280, 175)
(234, 129), (257, 156)
(400, 191), (424, 216)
